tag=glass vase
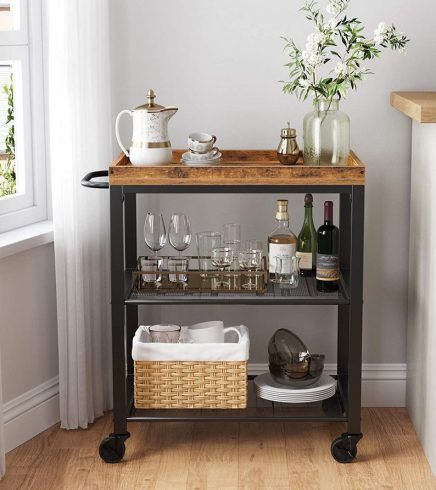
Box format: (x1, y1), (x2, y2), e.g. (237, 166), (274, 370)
(303, 99), (350, 166)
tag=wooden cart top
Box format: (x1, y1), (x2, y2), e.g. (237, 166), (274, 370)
(109, 150), (365, 187)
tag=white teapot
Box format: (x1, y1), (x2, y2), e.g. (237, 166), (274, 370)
(115, 89), (178, 165)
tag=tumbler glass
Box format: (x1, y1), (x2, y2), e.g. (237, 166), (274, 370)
(168, 257), (189, 283)
(275, 256), (301, 288)
(140, 257), (163, 284)
(196, 231), (222, 277)
(148, 325), (181, 343)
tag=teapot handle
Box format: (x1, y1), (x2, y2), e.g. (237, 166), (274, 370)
(115, 109), (133, 157)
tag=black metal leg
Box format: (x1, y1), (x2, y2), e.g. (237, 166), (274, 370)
(109, 186), (129, 437)
(124, 193), (138, 375)
(346, 185), (364, 435)
(337, 193), (351, 412)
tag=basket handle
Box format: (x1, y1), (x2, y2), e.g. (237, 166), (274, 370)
(81, 170), (109, 189)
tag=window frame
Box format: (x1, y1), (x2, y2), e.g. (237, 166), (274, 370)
(0, 0), (48, 234)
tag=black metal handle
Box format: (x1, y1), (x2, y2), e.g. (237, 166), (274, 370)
(81, 170), (109, 189)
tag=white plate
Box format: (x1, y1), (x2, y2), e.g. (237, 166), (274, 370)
(254, 373), (336, 394)
(254, 389), (336, 401)
(255, 387), (336, 404)
(255, 386), (336, 398)
(181, 151), (222, 165)
(255, 387), (336, 397)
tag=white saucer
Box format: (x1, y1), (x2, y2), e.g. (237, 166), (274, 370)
(181, 151), (222, 166)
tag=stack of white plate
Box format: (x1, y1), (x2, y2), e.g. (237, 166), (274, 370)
(254, 373), (336, 403)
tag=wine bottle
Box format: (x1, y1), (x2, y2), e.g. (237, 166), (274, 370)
(296, 194), (317, 276)
(316, 201), (340, 292)
(268, 200), (297, 278)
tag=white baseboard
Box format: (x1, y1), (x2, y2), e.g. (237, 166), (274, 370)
(3, 376), (60, 453)
(249, 363), (407, 407)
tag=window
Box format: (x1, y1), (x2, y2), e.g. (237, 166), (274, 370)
(0, 0), (47, 233)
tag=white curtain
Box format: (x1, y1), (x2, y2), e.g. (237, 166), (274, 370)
(48, 0), (113, 429)
(0, 349), (5, 477)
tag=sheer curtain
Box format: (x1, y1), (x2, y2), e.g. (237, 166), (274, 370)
(0, 350), (4, 477)
(47, 0), (113, 429)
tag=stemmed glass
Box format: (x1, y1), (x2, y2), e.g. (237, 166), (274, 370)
(169, 213), (192, 256)
(144, 213), (167, 258)
(238, 250), (262, 290)
(211, 247), (234, 288)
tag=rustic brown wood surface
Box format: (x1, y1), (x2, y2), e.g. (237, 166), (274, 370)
(391, 91), (436, 123)
(1, 409), (435, 489)
(109, 150), (365, 186)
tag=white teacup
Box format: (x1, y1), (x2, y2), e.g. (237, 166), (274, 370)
(188, 320), (241, 343)
(188, 132), (217, 154)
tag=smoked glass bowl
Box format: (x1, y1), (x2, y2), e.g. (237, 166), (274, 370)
(268, 328), (325, 387)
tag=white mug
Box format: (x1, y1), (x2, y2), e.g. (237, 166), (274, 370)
(188, 132), (217, 154)
(188, 320), (241, 343)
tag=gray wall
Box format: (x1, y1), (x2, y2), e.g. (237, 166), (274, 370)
(0, 244), (58, 402)
(110, 0), (436, 363)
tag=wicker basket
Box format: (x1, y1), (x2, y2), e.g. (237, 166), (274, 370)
(134, 360), (248, 409)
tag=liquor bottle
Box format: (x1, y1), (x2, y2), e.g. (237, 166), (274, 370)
(296, 194), (317, 276)
(268, 199), (297, 278)
(316, 201), (340, 292)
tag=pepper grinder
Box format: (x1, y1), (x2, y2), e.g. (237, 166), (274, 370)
(277, 123), (300, 165)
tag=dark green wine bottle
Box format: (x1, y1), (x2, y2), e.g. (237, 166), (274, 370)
(296, 194), (317, 276)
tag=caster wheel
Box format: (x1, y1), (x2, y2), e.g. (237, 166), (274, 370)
(99, 434), (126, 463)
(331, 433), (362, 463)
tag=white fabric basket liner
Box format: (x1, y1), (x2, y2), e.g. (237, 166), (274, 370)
(132, 325), (250, 362)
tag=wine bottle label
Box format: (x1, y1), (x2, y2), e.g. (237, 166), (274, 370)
(316, 254), (340, 281)
(268, 243), (296, 273)
(296, 251), (312, 270)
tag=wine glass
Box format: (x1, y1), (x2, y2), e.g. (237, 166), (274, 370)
(169, 213), (191, 256)
(144, 213), (167, 258)
(239, 250), (262, 290)
(211, 247), (234, 288)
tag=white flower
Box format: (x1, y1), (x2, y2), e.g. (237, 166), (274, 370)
(374, 21), (388, 45)
(302, 49), (324, 68)
(300, 79), (311, 89)
(334, 62), (348, 76)
(326, 2), (340, 16)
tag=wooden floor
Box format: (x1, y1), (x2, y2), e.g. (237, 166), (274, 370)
(1, 409), (435, 489)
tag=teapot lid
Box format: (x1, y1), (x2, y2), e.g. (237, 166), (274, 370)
(135, 89), (167, 112)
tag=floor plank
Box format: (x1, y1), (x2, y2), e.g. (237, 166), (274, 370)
(0, 409), (435, 490)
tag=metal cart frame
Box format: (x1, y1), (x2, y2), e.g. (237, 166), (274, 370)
(82, 151), (364, 464)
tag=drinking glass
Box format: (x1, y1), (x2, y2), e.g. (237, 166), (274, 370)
(275, 256), (301, 288)
(168, 257), (189, 283)
(196, 231), (222, 277)
(148, 325), (181, 343)
(140, 257), (163, 284)
(169, 213), (191, 256)
(144, 213), (167, 258)
(238, 250), (262, 290)
(211, 247), (234, 288)
(223, 223), (241, 255)
(245, 240), (263, 254)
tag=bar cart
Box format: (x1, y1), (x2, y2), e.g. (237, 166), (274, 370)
(81, 149), (365, 464)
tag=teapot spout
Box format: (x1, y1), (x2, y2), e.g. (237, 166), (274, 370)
(164, 106), (178, 119)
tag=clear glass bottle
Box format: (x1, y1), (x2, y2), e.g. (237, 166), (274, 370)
(303, 99), (350, 166)
(268, 200), (297, 278)
(296, 194), (317, 276)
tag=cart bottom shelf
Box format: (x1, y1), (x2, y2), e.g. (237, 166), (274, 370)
(127, 376), (347, 423)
